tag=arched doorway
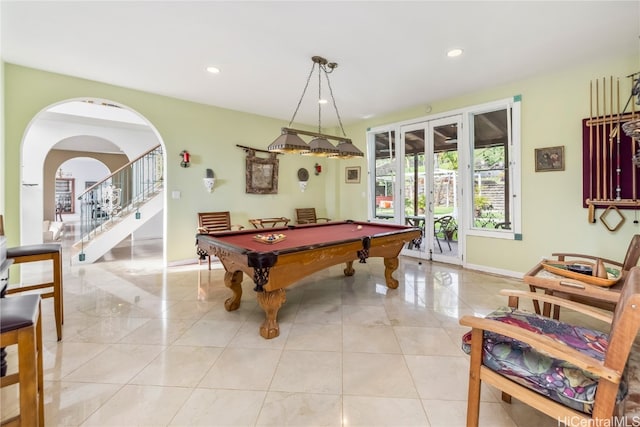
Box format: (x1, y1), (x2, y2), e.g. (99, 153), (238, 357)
(20, 99), (167, 264)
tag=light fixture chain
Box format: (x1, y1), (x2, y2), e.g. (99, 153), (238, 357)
(324, 71), (347, 137)
(318, 64), (323, 133)
(288, 62), (317, 128)
(267, 55), (363, 158)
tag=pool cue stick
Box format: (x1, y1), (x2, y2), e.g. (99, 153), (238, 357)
(596, 78), (601, 202)
(633, 75), (637, 200)
(610, 76), (614, 199)
(588, 80), (596, 222)
(602, 77), (608, 200)
(616, 77), (621, 200)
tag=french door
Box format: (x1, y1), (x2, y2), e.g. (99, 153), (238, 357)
(426, 116), (462, 263)
(369, 115), (463, 264)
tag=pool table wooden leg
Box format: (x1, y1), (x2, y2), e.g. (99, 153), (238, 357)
(384, 257), (400, 289)
(223, 270), (243, 311)
(257, 288), (286, 339)
(344, 261), (355, 276)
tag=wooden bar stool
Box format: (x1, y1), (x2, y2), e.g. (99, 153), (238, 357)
(6, 244), (63, 341)
(0, 294), (45, 426)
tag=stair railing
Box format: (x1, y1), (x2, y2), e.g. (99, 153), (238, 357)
(76, 145), (164, 258)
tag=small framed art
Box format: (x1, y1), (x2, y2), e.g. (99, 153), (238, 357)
(345, 166), (361, 183)
(534, 146), (564, 172)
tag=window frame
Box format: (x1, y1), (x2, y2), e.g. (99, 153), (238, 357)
(465, 97), (521, 240)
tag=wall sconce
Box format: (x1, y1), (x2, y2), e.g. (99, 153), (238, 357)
(203, 168), (215, 192)
(314, 163), (322, 175)
(180, 150), (190, 168)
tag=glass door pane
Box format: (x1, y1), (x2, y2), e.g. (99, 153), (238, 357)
(373, 130), (397, 222)
(429, 117), (461, 263)
(401, 127), (426, 257)
(471, 108), (511, 230)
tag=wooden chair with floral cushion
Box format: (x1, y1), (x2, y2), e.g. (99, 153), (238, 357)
(459, 265), (640, 427)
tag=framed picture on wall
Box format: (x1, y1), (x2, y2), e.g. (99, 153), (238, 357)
(534, 146), (564, 172)
(246, 150), (279, 194)
(345, 166), (361, 183)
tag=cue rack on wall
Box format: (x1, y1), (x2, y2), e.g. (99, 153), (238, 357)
(583, 72), (640, 231)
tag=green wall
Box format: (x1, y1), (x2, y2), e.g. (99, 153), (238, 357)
(4, 53), (640, 274)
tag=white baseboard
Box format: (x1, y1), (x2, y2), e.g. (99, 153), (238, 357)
(463, 262), (524, 280)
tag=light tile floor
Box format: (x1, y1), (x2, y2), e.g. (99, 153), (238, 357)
(1, 231), (573, 426)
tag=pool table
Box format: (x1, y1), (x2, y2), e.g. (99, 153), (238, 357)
(196, 220), (421, 339)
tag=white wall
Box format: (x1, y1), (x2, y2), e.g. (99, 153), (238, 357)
(133, 211), (162, 240)
(58, 157), (109, 203)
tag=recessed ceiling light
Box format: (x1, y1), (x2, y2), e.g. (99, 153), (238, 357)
(318, 99), (328, 104)
(206, 66), (221, 74)
(447, 48), (463, 58)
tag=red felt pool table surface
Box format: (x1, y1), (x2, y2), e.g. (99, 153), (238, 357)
(209, 221), (411, 253)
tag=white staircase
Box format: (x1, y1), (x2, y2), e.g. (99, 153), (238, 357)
(72, 145), (164, 264)
(72, 191), (163, 264)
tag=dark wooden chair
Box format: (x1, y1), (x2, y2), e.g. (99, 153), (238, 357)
(196, 212), (244, 269)
(0, 215), (64, 341)
(295, 208), (331, 225)
(460, 266), (640, 427)
(0, 294), (45, 426)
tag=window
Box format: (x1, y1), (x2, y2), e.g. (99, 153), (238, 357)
(372, 130), (397, 220)
(468, 98), (521, 238)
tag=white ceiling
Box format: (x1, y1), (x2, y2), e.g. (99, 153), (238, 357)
(2, 1), (639, 128)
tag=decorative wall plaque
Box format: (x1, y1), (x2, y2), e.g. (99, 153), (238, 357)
(246, 150), (279, 194)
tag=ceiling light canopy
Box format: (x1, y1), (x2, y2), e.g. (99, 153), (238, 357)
(267, 55), (363, 158)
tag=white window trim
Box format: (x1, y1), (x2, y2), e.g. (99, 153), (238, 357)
(465, 97), (521, 240)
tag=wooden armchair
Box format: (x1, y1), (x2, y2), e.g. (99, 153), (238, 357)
(295, 208), (331, 225)
(551, 234), (640, 282)
(460, 265), (640, 427)
(196, 211), (244, 269)
(529, 234), (640, 318)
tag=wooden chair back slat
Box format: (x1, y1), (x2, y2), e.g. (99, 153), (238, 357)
(198, 211), (232, 232)
(295, 208), (317, 224)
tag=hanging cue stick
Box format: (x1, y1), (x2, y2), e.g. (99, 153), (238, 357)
(602, 77), (608, 200)
(596, 78), (601, 202)
(633, 74), (638, 200)
(616, 78), (621, 200)
(609, 76), (615, 200)
(588, 80), (596, 222)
